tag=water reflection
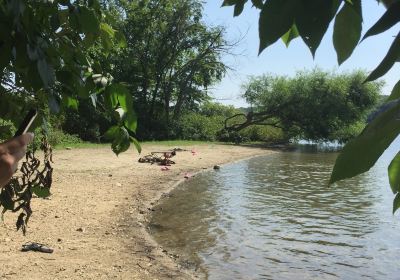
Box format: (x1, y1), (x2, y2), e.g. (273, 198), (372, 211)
(150, 147), (400, 280)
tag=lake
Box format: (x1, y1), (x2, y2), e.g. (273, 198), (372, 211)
(149, 142), (400, 279)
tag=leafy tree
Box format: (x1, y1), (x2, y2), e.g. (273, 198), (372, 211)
(0, 0), (138, 155)
(226, 69), (381, 143)
(176, 102), (240, 141)
(222, 0), (400, 213)
(95, 0), (231, 140)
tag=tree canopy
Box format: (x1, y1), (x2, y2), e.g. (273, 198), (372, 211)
(226, 69), (381, 143)
(222, 0), (400, 213)
(59, 0), (231, 141)
(0, 0), (139, 154)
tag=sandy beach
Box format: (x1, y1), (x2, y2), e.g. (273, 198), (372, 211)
(0, 143), (272, 279)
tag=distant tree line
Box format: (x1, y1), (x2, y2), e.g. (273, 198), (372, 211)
(225, 69), (382, 143)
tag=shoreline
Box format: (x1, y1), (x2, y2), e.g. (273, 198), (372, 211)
(143, 153), (272, 278)
(0, 143), (273, 279)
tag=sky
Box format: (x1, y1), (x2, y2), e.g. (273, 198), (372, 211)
(202, 1), (400, 107)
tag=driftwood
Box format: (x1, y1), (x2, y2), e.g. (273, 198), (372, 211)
(138, 150), (176, 166)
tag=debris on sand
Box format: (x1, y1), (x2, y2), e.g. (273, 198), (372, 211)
(21, 242), (54, 253)
(138, 151), (176, 166)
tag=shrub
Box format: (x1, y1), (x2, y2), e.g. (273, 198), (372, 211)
(177, 113), (224, 141)
(239, 125), (285, 143)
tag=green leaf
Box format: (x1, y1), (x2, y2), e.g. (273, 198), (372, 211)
(365, 31), (400, 82)
(222, 0), (238, 6)
(295, 0), (340, 57)
(258, 0), (297, 53)
(108, 83), (132, 112)
(31, 185), (51, 198)
(393, 193), (400, 214)
(281, 24), (299, 47)
(234, 0), (246, 16)
(388, 152), (400, 193)
(104, 125), (119, 140)
(100, 23), (115, 38)
(362, 1), (400, 41)
(124, 111), (137, 133)
(37, 59), (56, 88)
(62, 96), (79, 110)
(251, 0), (263, 9)
(387, 80), (400, 101)
(130, 136), (141, 154)
(104, 85), (119, 109)
(114, 31), (127, 48)
(333, 0), (362, 65)
(330, 101), (400, 184)
(111, 126), (130, 155)
(77, 6), (100, 34)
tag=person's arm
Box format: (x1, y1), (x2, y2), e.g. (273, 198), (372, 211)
(0, 133), (34, 189)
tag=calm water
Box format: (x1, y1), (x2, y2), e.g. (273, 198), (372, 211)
(150, 143), (400, 280)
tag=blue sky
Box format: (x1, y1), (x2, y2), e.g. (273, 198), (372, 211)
(203, 1), (400, 107)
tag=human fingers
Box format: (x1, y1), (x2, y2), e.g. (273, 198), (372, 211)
(11, 146), (27, 162)
(11, 160), (18, 174)
(5, 133), (34, 153)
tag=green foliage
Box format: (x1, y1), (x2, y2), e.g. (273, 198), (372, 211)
(333, 0), (362, 64)
(0, 119), (15, 141)
(176, 102), (237, 141)
(237, 69), (380, 142)
(175, 102), (285, 143)
(104, 0), (228, 139)
(178, 113), (223, 141)
(0, 0), (138, 154)
(240, 125), (285, 143)
(224, 0), (400, 213)
(62, 99), (111, 142)
(330, 101), (400, 184)
(45, 129), (82, 148)
(0, 116), (81, 148)
(388, 152), (400, 194)
(31, 185), (51, 198)
(58, 0), (230, 141)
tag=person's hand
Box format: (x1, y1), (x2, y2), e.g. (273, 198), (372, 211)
(0, 133), (34, 189)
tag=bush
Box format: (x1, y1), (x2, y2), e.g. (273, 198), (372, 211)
(176, 113), (224, 141)
(174, 102), (288, 143)
(29, 126), (82, 149)
(62, 99), (112, 142)
(239, 125), (285, 143)
(46, 129), (82, 147)
(0, 119), (16, 142)
(216, 129), (247, 143)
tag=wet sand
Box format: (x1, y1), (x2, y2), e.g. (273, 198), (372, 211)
(0, 143), (272, 279)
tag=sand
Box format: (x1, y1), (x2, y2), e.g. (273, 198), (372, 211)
(0, 143), (273, 279)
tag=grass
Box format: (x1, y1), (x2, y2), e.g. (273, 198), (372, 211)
(53, 142), (109, 150)
(53, 139), (220, 150)
(141, 140), (219, 146)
